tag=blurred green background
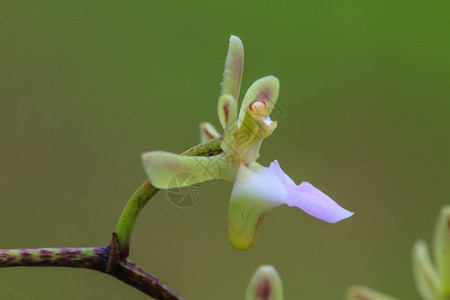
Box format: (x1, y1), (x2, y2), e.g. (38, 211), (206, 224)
(1, 1), (449, 299)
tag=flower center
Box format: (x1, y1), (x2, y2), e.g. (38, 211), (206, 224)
(249, 99), (269, 117)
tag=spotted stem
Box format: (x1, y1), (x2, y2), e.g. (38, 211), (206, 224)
(0, 246), (182, 300)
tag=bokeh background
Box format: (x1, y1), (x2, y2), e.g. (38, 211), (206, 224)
(1, 1), (449, 299)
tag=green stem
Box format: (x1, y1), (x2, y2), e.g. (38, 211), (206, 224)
(114, 179), (158, 258)
(114, 137), (223, 258)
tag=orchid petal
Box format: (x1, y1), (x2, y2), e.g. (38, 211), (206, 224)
(238, 76), (279, 128)
(221, 35), (244, 102)
(285, 181), (354, 223)
(142, 151), (236, 189)
(228, 161), (353, 249)
(228, 164), (285, 250)
(218, 94), (237, 131)
(268, 160), (353, 223)
(199, 122), (220, 143)
(218, 94), (241, 158)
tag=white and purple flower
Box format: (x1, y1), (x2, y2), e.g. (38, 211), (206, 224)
(142, 35), (353, 250)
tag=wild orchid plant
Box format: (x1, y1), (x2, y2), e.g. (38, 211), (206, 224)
(0, 35), (352, 299)
(347, 206), (450, 300)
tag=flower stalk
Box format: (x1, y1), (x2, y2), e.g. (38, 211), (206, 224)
(114, 179), (159, 259)
(114, 136), (223, 259)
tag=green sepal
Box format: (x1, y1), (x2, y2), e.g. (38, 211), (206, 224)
(238, 76), (280, 128)
(245, 265), (283, 300)
(142, 151), (236, 189)
(412, 240), (443, 300)
(221, 35), (244, 101)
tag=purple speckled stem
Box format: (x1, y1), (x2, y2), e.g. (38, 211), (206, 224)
(0, 246), (183, 300)
(0, 247), (108, 270)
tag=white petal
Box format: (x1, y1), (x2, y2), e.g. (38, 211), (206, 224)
(228, 160), (354, 249)
(231, 163), (287, 206)
(228, 164), (286, 250)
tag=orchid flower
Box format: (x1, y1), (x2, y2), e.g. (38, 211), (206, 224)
(142, 35), (353, 250)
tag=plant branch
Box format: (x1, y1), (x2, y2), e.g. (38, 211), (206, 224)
(0, 246), (109, 270)
(111, 260), (182, 300)
(0, 137), (223, 299)
(0, 245), (183, 300)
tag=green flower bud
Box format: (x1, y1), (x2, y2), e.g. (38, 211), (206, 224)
(245, 265), (283, 300)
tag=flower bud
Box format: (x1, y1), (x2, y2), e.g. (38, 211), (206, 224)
(245, 265), (283, 300)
